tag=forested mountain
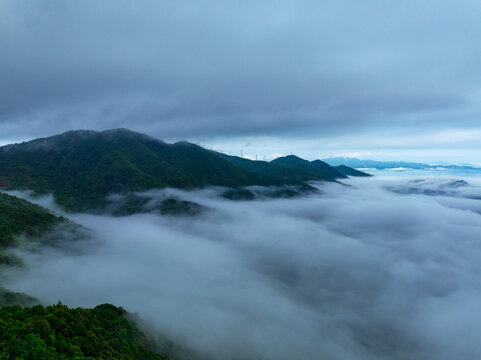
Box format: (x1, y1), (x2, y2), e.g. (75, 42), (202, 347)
(0, 193), (62, 305)
(334, 165), (372, 177)
(0, 303), (166, 360)
(0, 129), (267, 210)
(0, 192), (62, 249)
(311, 160), (349, 179)
(0, 129), (366, 211)
(270, 155), (347, 181)
(0, 130), (373, 360)
(219, 153), (348, 182)
(323, 157), (429, 169)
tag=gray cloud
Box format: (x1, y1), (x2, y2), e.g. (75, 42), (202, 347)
(1, 0), (481, 145)
(5, 175), (481, 359)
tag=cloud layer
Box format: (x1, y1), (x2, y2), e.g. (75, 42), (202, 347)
(5, 174), (481, 359)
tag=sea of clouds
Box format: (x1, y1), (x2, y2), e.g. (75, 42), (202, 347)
(5, 172), (481, 360)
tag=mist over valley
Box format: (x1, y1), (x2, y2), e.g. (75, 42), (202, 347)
(3, 173), (481, 360)
(2, 1), (481, 358)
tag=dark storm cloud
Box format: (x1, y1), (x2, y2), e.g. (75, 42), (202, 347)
(5, 175), (481, 359)
(1, 0), (481, 141)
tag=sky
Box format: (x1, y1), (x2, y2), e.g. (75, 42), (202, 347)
(1, 0), (481, 162)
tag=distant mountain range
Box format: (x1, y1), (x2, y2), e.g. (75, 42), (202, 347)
(323, 157), (481, 170)
(0, 129), (369, 211)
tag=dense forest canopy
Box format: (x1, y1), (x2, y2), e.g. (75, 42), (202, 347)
(0, 129), (367, 211)
(0, 303), (165, 360)
(0, 192), (62, 249)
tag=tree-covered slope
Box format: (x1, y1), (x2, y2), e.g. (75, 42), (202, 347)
(219, 154), (346, 183)
(0, 129), (269, 211)
(0, 287), (39, 307)
(310, 160), (348, 179)
(334, 165), (372, 177)
(0, 303), (165, 360)
(216, 154), (277, 180)
(269, 155), (346, 181)
(0, 192), (62, 249)
(0, 195), (169, 359)
(0, 129), (368, 212)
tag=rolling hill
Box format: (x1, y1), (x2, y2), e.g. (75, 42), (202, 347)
(270, 155), (347, 181)
(0, 303), (166, 360)
(0, 192), (62, 249)
(0, 129), (269, 210)
(334, 165), (372, 177)
(0, 129), (367, 211)
(219, 154), (347, 182)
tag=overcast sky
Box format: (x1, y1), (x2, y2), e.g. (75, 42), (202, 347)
(1, 0), (481, 162)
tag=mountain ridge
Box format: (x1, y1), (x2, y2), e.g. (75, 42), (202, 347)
(334, 165), (372, 177)
(0, 129), (368, 211)
(0, 129), (267, 210)
(218, 153), (349, 183)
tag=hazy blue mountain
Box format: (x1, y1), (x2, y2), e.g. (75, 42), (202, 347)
(323, 157), (480, 170)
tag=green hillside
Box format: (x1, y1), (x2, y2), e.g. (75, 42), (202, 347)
(0, 129), (269, 211)
(270, 155), (347, 181)
(219, 154), (346, 183)
(0, 192), (62, 249)
(311, 160), (348, 179)
(334, 165), (372, 177)
(0, 303), (165, 360)
(0, 129), (367, 212)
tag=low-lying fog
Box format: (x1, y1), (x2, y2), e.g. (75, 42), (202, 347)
(5, 173), (481, 360)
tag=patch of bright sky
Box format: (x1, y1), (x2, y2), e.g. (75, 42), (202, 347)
(200, 128), (481, 164)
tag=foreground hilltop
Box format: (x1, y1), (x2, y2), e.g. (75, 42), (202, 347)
(0, 303), (166, 360)
(0, 193), (170, 359)
(0, 129), (368, 211)
(0, 192), (62, 251)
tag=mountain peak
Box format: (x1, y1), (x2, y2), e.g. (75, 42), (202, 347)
(0, 129), (271, 210)
(271, 154), (309, 164)
(3, 129), (168, 152)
